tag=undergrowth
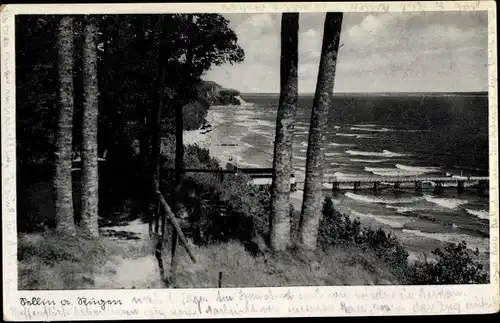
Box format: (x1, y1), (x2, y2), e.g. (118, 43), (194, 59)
(318, 196), (489, 285)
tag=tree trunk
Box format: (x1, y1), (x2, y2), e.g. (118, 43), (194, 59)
(299, 13), (343, 250)
(151, 66), (167, 192)
(269, 13), (299, 251)
(174, 102), (184, 186)
(54, 16), (76, 235)
(81, 16), (99, 239)
(174, 16), (195, 186)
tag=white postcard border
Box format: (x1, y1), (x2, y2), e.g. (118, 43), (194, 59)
(2, 1), (499, 320)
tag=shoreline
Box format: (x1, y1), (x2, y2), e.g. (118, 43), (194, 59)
(183, 106), (489, 270)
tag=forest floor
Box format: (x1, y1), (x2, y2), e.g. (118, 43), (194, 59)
(18, 215), (402, 290)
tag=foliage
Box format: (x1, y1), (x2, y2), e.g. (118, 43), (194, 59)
(158, 138), (271, 245)
(16, 14), (245, 233)
(319, 196), (489, 284)
(406, 241), (489, 284)
(318, 197), (409, 278)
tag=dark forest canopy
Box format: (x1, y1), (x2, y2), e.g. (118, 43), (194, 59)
(16, 14), (245, 167)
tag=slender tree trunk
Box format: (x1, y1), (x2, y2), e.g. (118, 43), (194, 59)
(269, 13), (299, 251)
(299, 13), (343, 250)
(174, 101), (184, 186)
(151, 66), (167, 192)
(55, 16), (76, 235)
(81, 16), (99, 239)
(174, 15), (195, 186)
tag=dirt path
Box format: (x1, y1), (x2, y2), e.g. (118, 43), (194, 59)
(93, 219), (166, 289)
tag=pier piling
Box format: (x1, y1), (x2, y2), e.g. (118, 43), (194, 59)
(477, 180), (487, 195)
(415, 181), (422, 193)
(332, 182), (339, 192)
(457, 181), (465, 194)
(353, 181), (361, 191)
(394, 181), (401, 190)
(373, 181), (380, 192)
(434, 181), (443, 194)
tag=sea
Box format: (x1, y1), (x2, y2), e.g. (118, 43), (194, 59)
(202, 92), (490, 264)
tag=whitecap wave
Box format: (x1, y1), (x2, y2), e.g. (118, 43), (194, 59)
(365, 167), (424, 177)
(336, 133), (374, 139)
(396, 164), (441, 173)
(323, 183), (333, 189)
(346, 149), (407, 158)
(328, 142), (356, 147)
(300, 142), (308, 146)
(295, 126), (308, 130)
(293, 156), (307, 161)
(424, 195), (469, 209)
(465, 208), (489, 220)
(352, 124), (378, 128)
(350, 127), (393, 132)
(330, 172), (362, 181)
(325, 152), (341, 157)
(349, 209), (405, 229)
(350, 158), (390, 163)
(345, 192), (424, 204)
(402, 229), (489, 253)
(386, 205), (421, 213)
(371, 170), (424, 177)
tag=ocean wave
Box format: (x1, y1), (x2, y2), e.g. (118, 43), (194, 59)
(465, 208), (489, 220)
(345, 192), (424, 204)
(365, 167), (399, 172)
(293, 156), (307, 160)
(300, 142), (308, 147)
(350, 158), (390, 163)
(401, 229), (489, 253)
(371, 170), (425, 177)
(346, 149), (407, 158)
(424, 195), (469, 209)
(386, 205), (422, 213)
(325, 152), (341, 157)
(295, 126), (308, 130)
(336, 133), (374, 139)
(238, 161), (264, 168)
(349, 209), (405, 229)
(328, 142), (355, 147)
(352, 124), (379, 128)
(395, 164), (441, 173)
(350, 127), (393, 132)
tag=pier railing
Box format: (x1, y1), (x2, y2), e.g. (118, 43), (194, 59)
(164, 167), (489, 194)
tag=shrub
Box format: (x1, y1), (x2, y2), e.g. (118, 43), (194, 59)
(319, 196), (488, 284)
(159, 139), (271, 246)
(406, 241), (488, 284)
(319, 196), (409, 279)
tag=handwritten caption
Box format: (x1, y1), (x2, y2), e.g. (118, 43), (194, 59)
(11, 287), (499, 320)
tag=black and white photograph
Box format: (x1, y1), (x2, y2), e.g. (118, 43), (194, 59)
(2, 1), (498, 319)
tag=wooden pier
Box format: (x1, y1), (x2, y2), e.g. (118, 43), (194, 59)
(162, 167), (489, 195)
(326, 176), (489, 194)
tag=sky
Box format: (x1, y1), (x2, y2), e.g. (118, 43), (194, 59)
(203, 11), (488, 93)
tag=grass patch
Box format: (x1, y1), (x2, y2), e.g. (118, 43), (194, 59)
(157, 240), (401, 288)
(17, 226), (154, 290)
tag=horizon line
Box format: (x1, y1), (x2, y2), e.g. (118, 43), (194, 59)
(240, 91), (489, 95)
